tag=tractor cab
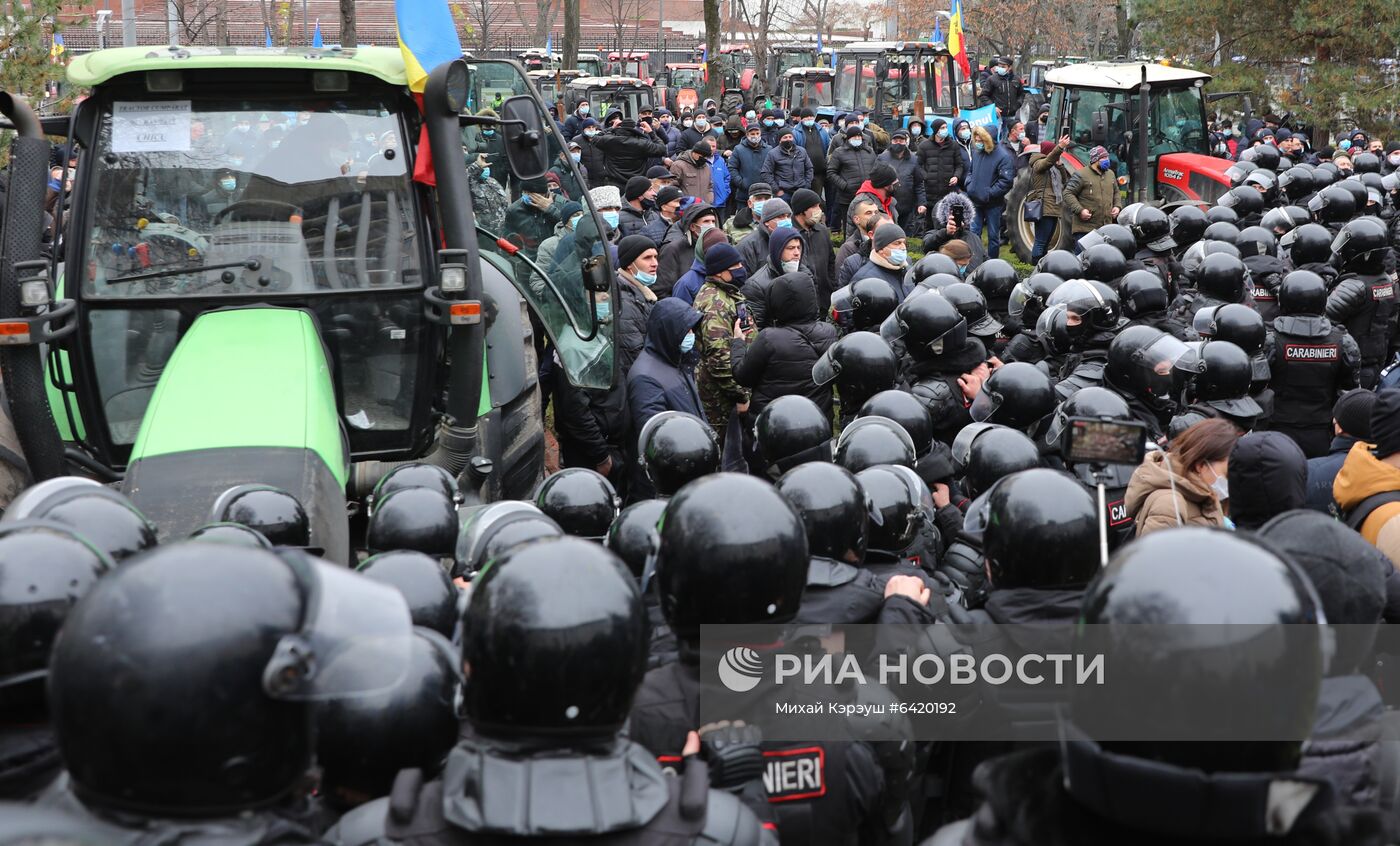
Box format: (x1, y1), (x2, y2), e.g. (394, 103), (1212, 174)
(834, 41), (962, 131)
(778, 68), (836, 120)
(528, 68), (587, 103)
(519, 48), (604, 79)
(24, 47), (615, 558)
(654, 63), (707, 113)
(767, 44), (820, 92)
(605, 52), (652, 84)
(1004, 61), (1237, 260)
(565, 76), (655, 121)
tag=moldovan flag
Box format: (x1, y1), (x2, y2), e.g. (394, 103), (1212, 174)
(395, 0), (464, 186)
(948, 0), (971, 78)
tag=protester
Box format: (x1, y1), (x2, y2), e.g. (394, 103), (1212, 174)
(1124, 417), (1236, 535)
(965, 125), (1015, 259)
(1305, 389), (1376, 512)
(1064, 144), (1121, 250)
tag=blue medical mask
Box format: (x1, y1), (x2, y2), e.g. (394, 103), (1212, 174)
(571, 151), (581, 162)
(803, 119), (815, 128)
(680, 331), (696, 353)
(1097, 158), (1113, 172)
(219, 177), (238, 192)
(936, 127), (949, 140)
(994, 66), (1008, 76)
(584, 129), (599, 138)
(849, 137), (864, 148)
(1339, 140), (1352, 151)
(579, 104), (590, 114)
(752, 200), (766, 218)
(595, 300), (611, 320)
(601, 210), (620, 228)
(888, 248), (908, 267)
(957, 263), (969, 276)
(634, 269), (657, 286)
(568, 213), (584, 230)
(480, 167), (491, 181)
(482, 129), (495, 137)
(957, 128), (971, 141)
(910, 125), (922, 136)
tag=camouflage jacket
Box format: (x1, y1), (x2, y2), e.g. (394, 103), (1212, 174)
(468, 160), (508, 234)
(694, 277), (751, 424)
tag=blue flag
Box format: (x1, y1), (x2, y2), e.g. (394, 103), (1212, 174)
(312, 20), (323, 48)
(546, 32), (553, 55)
(264, 27), (273, 47)
(932, 16), (942, 42)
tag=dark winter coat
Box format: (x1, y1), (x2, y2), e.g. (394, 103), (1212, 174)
(729, 140), (770, 202)
(917, 128), (967, 206)
(1299, 674), (1400, 817)
(850, 255), (911, 306)
(877, 146), (926, 216)
(760, 143), (815, 195)
(799, 221), (836, 310)
(733, 271), (837, 419)
(554, 358), (630, 470)
(1226, 431), (1308, 530)
(736, 223), (774, 276)
(827, 139), (879, 204)
(592, 127), (668, 189)
(575, 134), (608, 185)
(615, 275), (654, 375)
(626, 298), (704, 435)
(965, 142), (1015, 208)
(1306, 434), (1362, 512)
(978, 71), (1025, 116)
(616, 204), (665, 242)
(740, 228), (810, 330)
(671, 257), (708, 305)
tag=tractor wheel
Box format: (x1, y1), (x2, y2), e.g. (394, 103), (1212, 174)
(1006, 167), (1067, 264)
(722, 90), (746, 114)
(476, 297), (544, 502)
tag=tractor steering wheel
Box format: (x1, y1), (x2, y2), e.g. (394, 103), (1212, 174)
(213, 199), (303, 225)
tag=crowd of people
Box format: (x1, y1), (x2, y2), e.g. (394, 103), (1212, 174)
(10, 87), (1400, 845)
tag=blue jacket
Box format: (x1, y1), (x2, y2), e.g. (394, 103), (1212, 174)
(792, 123), (831, 155)
(711, 150), (732, 207)
(965, 142), (1015, 207)
(1305, 435), (1360, 512)
(730, 140), (771, 201)
(627, 298), (705, 433)
(672, 257), (708, 305)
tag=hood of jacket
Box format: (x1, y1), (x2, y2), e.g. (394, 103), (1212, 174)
(643, 297), (701, 367)
(1272, 314), (1332, 336)
(935, 191), (976, 226)
(854, 180), (890, 203)
(1227, 432), (1307, 530)
(766, 227), (804, 275)
(1334, 441), (1400, 512)
(768, 271), (820, 326)
(1124, 450), (1215, 516)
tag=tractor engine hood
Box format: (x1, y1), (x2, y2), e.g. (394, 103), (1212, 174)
(120, 307), (350, 562)
(1157, 153), (1232, 203)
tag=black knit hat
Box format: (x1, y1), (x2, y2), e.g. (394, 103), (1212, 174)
(872, 222), (906, 252)
(869, 163), (898, 189)
(625, 176), (652, 202)
(1370, 388), (1400, 458)
(1333, 389), (1377, 440)
(616, 234), (656, 270)
(789, 188), (822, 215)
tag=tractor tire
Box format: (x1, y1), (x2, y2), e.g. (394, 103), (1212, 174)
(722, 90), (746, 114)
(477, 295), (544, 502)
(1006, 167), (1068, 264)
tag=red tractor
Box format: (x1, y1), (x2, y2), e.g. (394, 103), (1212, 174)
(1007, 61), (1243, 262)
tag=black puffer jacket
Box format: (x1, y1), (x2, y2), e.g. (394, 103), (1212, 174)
(733, 271), (837, 419)
(1299, 674), (1400, 816)
(592, 126), (668, 189)
(1225, 430), (1307, 530)
(740, 227), (806, 328)
(614, 275), (654, 375)
(916, 129), (967, 206)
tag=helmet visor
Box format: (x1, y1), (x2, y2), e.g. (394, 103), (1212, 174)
(456, 501), (545, 577)
(263, 554), (413, 701)
(1135, 335), (1192, 398)
(951, 422), (997, 474)
(966, 310), (1004, 338)
(968, 386), (1002, 424)
(878, 309), (905, 343)
(812, 349), (840, 386)
(1145, 232), (1177, 252)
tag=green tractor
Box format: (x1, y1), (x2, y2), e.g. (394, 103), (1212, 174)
(0, 46), (615, 563)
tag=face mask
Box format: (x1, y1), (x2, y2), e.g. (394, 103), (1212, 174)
(994, 66), (1008, 76)
(1339, 140), (1351, 151)
(936, 127), (949, 140)
(680, 331), (696, 353)
(480, 167), (491, 181)
(601, 210), (621, 228)
(683, 119), (694, 128)
(695, 122), (709, 132)
(892, 143), (908, 155)
(762, 119), (774, 127)
(747, 136), (762, 146)
(808, 208), (824, 224)
(634, 269), (657, 286)
(482, 129), (495, 138)
(803, 119), (815, 128)
(1208, 466), (1229, 500)
(219, 177), (238, 192)
(595, 300), (611, 321)
(1222, 128), (1232, 137)
(849, 137), (863, 148)
(727, 266), (748, 283)
(957, 263), (969, 277)
(1039, 115), (1048, 124)
(910, 126), (922, 136)
(1390, 153), (1400, 166)
(782, 259), (801, 273)
(1098, 159), (1112, 171)
(752, 200), (766, 218)
(584, 129), (599, 138)
(570, 151), (582, 163)
(957, 128), (971, 141)
(888, 248), (908, 267)
(568, 213), (584, 230)
(771, 217), (791, 229)
(579, 104), (590, 114)
(781, 139), (796, 151)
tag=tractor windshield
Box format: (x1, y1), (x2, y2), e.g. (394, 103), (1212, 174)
(577, 57), (604, 76)
(1147, 85), (1208, 156)
(671, 68), (702, 89)
(82, 99), (420, 299)
(788, 76), (834, 109)
(774, 51), (817, 75)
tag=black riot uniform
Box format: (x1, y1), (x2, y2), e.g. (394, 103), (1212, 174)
(1040, 387), (1138, 549)
(1325, 217), (1397, 388)
(926, 529), (1387, 846)
(334, 537), (772, 846)
(1267, 271), (1361, 458)
(1102, 326), (1192, 442)
(1036, 280), (1123, 402)
(626, 474), (900, 846)
(1237, 225), (1287, 325)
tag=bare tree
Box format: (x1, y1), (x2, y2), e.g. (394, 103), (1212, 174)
(339, 0), (356, 47)
(598, 0), (643, 57)
(734, 0), (787, 99)
(563, 0), (580, 67)
(464, 0), (508, 53)
(513, 0), (561, 46)
(703, 0), (722, 102)
(170, 0), (225, 43)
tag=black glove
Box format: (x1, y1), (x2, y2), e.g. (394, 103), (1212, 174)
(699, 722), (764, 792)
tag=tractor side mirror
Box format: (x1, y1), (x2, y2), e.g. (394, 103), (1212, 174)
(583, 253), (611, 293)
(500, 95), (549, 180)
(1091, 108), (1108, 144)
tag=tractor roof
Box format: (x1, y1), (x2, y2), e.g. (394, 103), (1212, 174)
(68, 45), (412, 88)
(1045, 61), (1210, 89)
(782, 67), (836, 78)
(842, 40), (951, 55)
(570, 76), (648, 88)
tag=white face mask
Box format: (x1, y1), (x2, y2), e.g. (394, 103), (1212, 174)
(781, 259), (801, 273)
(1207, 465), (1229, 501)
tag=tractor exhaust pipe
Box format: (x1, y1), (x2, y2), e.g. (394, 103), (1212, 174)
(1137, 65), (1152, 205)
(0, 93), (67, 481)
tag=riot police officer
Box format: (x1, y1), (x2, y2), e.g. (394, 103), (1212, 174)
(834, 416), (917, 473)
(1282, 222), (1338, 284)
(857, 391), (960, 556)
(1120, 269), (1188, 339)
(1103, 326), (1192, 441)
(365, 486), (458, 559)
(210, 483), (312, 548)
(1118, 204), (1182, 298)
(1002, 272), (1064, 364)
(335, 536), (773, 845)
(0, 523), (112, 800)
(1194, 303), (1274, 423)
(638, 411), (721, 498)
(454, 501), (562, 580)
(533, 467), (621, 540)
(1168, 204), (1209, 255)
(2, 477), (156, 563)
(44, 543), (414, 842)
(1326, 216), (1396, 388)
(887, 294), (985, 445)
(1267, 270), (1361, 457)
(1166, 340), (1263, 437)
(968, 362), (1056, 435)
(753, 395), (834, 478)
(607, 498), (675, 669)
(1236, 224), (1286, 324)
(830, 276), (901, 334)
(929, 529), (1384, 845)
(812, 331), (900, 427)
(627, 474), (901, 846)
(1039, 279), (1125, 401)
(1168, 251), (1251, 326)
(356, 550), (459, 637)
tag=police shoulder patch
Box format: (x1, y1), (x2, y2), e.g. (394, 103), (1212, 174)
(762, 746), (826, 802)
(1283, 343), (1340, 362)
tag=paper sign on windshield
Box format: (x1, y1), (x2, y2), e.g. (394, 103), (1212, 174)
(112, 101), (192, 153)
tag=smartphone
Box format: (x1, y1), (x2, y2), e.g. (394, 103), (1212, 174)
(736, 303), (754, 332)
(1062, 417), (1148, 467)
(950, 206), (964, 228)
